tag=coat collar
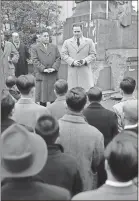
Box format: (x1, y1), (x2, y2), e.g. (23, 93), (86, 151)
(88, 102), (104, 109)
(48, 144), (64, 156)
(60, 112), (87, 124)
(17, 98), (34, 104)
(69, 36), (88, 53)
(55, 96), (66, 102)
(38, 42), (52, 55)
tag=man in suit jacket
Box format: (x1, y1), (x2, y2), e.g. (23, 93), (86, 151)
(35, 114), (82, 196)
(1, 30), (19, 90)
(123, 100), (138, 134)
(58, 87), (104, 191)
(84, 87), (118, 147)
(12, 74), (50, 130)
(113, 77), (136, 132)
(61, 24), (96, 92)
(12, 32), (30, 77)
(72, 130), (138, 200)
(47, 79), (68, 120)
(31, 30), (61, 106)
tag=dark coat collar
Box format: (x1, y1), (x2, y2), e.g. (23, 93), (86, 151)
(37, 42), (53, 55)
(88, 102), (104, 109)
(48, 144), (64, 156)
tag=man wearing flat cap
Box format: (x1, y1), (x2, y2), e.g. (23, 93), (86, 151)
(1, 124), (71, 200)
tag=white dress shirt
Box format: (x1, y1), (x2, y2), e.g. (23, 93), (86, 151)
(106, 180), (133, 187)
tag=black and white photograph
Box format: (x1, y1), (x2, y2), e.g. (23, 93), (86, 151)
(1, 0), (138, 200)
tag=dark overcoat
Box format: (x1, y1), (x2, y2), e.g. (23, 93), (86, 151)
(13, 42), (30, 77)
(31, 43), (61, 102)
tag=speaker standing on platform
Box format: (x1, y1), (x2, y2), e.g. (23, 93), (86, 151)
(31, 30), (61, 107)
(61, 24), (96, 92)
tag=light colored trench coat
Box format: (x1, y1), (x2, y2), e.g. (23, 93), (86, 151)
(0, 41), (19, 90)
(61, 37), (96, 91)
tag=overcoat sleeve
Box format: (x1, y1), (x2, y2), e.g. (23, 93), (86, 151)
(52, 46), (61, 71)
(31, 46), (46, 73)
(61, 40), (74, 66)
(11, 43), (19, 64)
(84, 39), (96, 64)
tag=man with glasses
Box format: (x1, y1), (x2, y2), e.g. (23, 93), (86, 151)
(61, 24), (96, 92)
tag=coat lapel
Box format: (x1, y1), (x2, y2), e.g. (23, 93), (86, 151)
(69, 37), (78, 51)
(38, 43), (52, 56)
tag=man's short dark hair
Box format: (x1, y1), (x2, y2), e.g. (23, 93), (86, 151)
(6, 76), (16, 88)
(54, 79), (68, 96)
(120, 77), (136, 94)
(16, 74), (35, 95)
(35, 115), (59, 145)
(87, 87), (102, 102)
(105, 130), (137, 182)
(72, 24), (83, 30)
(66, 87), (87, 112)
(1, 91), (15, 121)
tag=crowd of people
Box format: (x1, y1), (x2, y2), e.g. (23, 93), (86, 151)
(1, 24), (138, 200)
(1, 74), (138, 200)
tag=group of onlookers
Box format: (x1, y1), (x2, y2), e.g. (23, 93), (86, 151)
(1, 74), (138, 200)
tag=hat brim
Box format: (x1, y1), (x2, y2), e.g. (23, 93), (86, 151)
(1, 132), (47, 178)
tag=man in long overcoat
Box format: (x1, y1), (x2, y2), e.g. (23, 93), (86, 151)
(11, 32), (30, 77)
(61, 24), (96, 92)
(31, 31), (61, 106)
(1, 31), (19, 91)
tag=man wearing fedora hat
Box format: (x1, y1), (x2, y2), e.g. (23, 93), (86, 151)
(35, 114), (83, 196)
(1, 124), (71, 200)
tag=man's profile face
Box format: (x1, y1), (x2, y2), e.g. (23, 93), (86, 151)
(40, 32), (49, 44)
(73, 26), (82, 38)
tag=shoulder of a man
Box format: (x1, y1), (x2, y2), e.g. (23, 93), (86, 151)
(113, 101), (124, 114)
(39, 182), (71, 200)
(72, 188), (101, 200)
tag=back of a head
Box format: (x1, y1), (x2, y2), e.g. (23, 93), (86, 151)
(105, 130), (137, 182)
(1, 91), (15, 121)
(123, 100), (138, 124)
(16, 74), (35, 95)
(120, 77), (136, 94)
(54, 79), (68, 96)
(35, 115), (59, 145)
(66, 87), (87, 112)
(6, 76), (16, 88)
(87, 87), (102, 102)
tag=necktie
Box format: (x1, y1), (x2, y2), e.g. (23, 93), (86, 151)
(77, 38), (80, 47)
